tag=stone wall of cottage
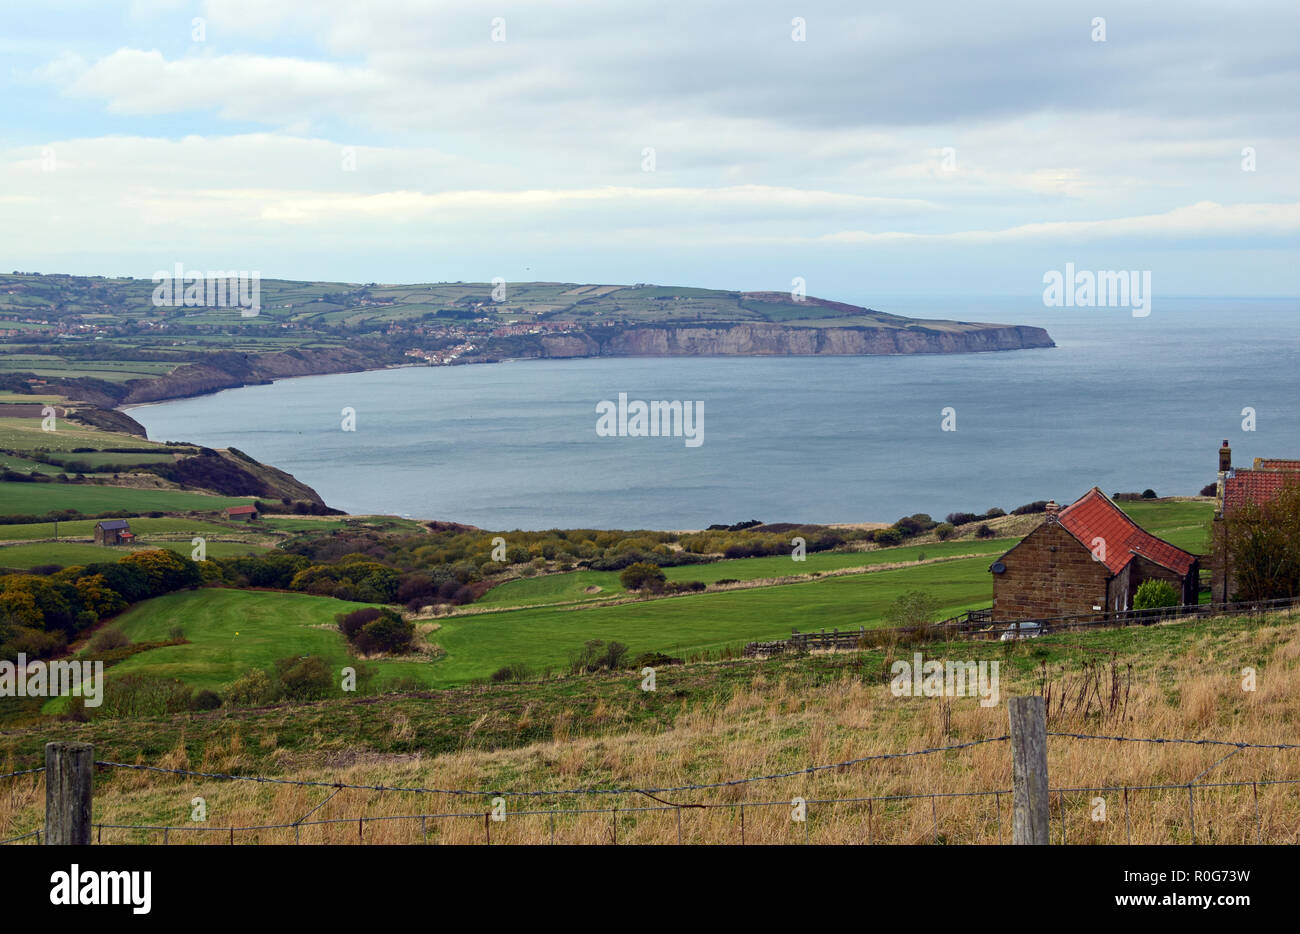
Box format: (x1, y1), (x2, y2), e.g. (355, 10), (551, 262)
(992, 521), (1111, 621)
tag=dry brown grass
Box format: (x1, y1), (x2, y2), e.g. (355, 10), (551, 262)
(4, 615), (1299, 845)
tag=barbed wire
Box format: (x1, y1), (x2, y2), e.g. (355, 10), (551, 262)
(0, 829), (40, 844)
(14, 776), (1295, 845)
(0, 767), (45, 781)
(1046, 731), (1300, 750)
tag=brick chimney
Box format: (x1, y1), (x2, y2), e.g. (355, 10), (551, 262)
(1219, 440), (1231, 472)
(1044, 500), (1059, 522)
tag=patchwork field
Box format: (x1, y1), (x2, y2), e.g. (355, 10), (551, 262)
(15, 499), (1215, 697)
(0, 482), (254, 516)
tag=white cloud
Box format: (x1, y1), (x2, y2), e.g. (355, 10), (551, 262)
(822, 201), (1300, 244)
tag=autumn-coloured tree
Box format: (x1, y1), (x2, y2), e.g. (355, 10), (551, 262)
(1214, 481), (1300, 600)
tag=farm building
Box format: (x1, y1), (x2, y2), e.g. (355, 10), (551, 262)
(990, 488), (1198, 622)
(224, 504), (259, 522)
(1210, 441), (1300, 601)
(94, 519), (135, 545)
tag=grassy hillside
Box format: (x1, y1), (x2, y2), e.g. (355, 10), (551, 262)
(21, 500), (1213, 695)
(99, 590), (419, 692)
(3, 608), (1296, 844)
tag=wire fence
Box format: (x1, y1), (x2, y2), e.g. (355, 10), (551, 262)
(4, 729), (1298, 845)
(752, 595), (1300, 655)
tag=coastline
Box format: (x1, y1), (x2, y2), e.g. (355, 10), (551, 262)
(112, 333), (1055, 415)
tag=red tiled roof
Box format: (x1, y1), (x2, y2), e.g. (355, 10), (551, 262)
(1056, 487), (1197, 576)
(1224, 470), (1300, 514)
(226, 505), (258, 515)
(1255, 459), (1300, 473)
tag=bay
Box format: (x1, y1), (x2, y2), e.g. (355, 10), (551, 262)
(129, 296), (1300, 529)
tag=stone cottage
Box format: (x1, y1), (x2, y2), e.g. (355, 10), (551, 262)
(991, 488), (1198, 622)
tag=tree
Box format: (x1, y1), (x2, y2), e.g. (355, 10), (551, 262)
(1214, 481), (1300, 600)
(118, 549), (201, 597)
(620, 562), (666, 592)
(1133, 579), (1178, 610)
(885, 591), (939, 629)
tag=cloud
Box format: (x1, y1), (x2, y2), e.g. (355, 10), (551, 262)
(821, 201), (1300, 244)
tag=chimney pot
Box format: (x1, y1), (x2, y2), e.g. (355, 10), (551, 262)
(1219, 441), (1232, 472)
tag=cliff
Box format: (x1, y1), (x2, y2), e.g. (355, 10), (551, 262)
(118, 347), (387, 405)
(533, 322), (1055, 358)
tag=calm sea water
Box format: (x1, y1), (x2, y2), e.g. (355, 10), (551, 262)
(129, 297), (1300, 530)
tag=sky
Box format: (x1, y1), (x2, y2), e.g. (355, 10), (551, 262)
(1, 0), (1297, 304)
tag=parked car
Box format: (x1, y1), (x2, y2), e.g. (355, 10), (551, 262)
(999, 620), (1047, 641)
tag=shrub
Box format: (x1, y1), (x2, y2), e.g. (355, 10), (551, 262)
(975, 523), (996, 539)
(167, 625), (185, 642)
(569, 639), (629, 674)
(1133, 579), (1179, 610)
(337, 607), (384, 641)
(1199, 483), (1217, 497)
(353, 610), (414, 656)
(190, 689), (222, 711)
(1141, 489), (1158, 499)
(87, 627), (130, 654)
(490, 662), (533, 682)
(225, 668), (275, 706)
(89, 674), (192, 719)
(274, 655), (334, 701)
(872, 528), (904, 547)
(1011, 501), (1049, 515)
(620, 562), (667, 592)
(934, 523), (956, 541)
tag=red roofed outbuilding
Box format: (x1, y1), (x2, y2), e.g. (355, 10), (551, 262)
(991, 488), (1199, 622)
(224, 504), (259, 521)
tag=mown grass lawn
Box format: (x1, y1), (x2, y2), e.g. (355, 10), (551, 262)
(92, 589), (430, 694)
(432, 554), (995, 684)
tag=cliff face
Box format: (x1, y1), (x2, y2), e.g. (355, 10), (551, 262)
(539, 323), (1054, 358)
(119, 347), (381, 405)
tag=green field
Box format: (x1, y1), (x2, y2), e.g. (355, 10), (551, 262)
(94, 589), (430, 694)
(431, 556), (995, 684)
(0, 516), (237, 542)
(0, 541), (132, 569)
(0, 482), (254, 516)
(35, 500), (1216, 693)
(1117, 499), (1213, 552)
(0, 418), (172, 453)
(0, 453), (61, 475)
(0, 539), (269, 569)
(477, 537), (1014, 609)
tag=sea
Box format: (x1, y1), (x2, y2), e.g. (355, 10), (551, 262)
(128, 296), (1300, 530)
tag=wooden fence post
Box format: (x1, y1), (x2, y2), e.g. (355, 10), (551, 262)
(1008, 697), (1049, 845)
(45, 741), (93, 845)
